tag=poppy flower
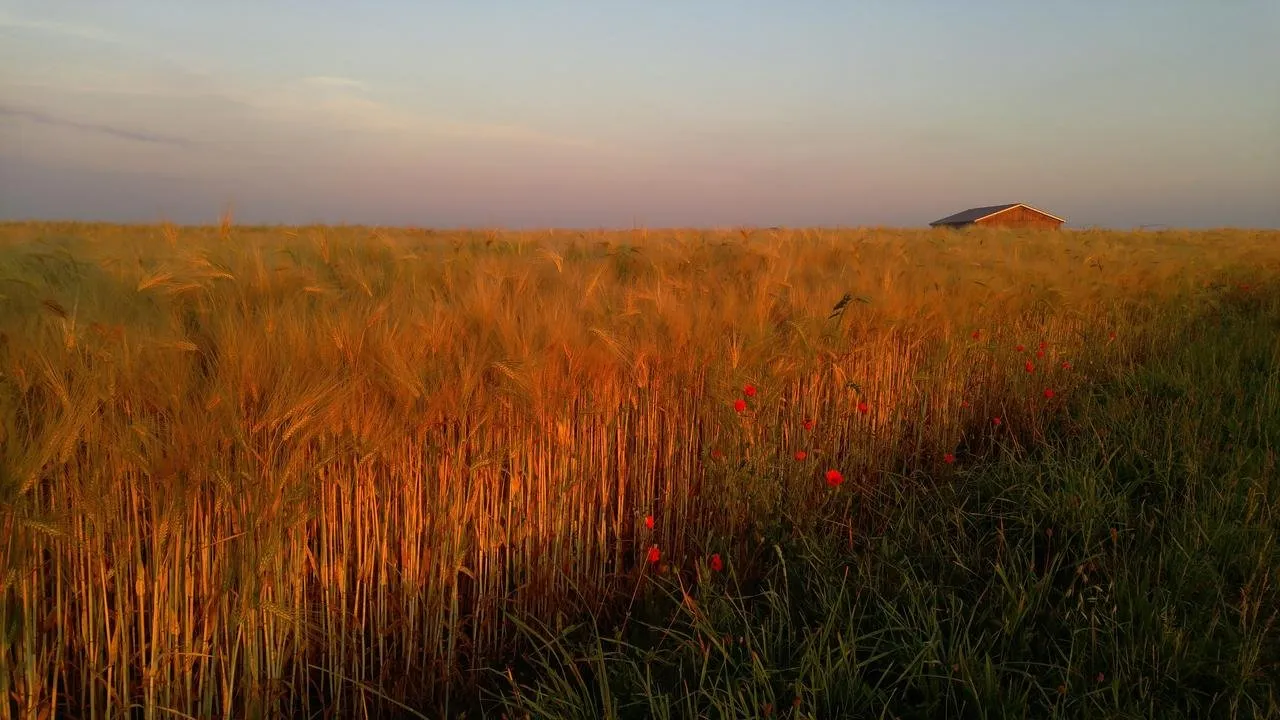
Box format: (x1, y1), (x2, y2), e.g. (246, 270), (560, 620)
(803, 418), (815, 431)
(1015, 344), (1025, 353)
(710, 449), (724, 460)
(1036, 349), (1045, 358)
(744, 384), (757, 397)
(733, 399), (747, 413)
(794, 450), (807, 461)
(971, 330), (981, 340)
(1025, 361), (1035, 373)
(825, 469), (844, 487)
(1061, 361), (1072, 370)
(857, 401), (869, 414)
(993, 416), (1003, 426)
(646, 545), (661, 565)
(961, 400), (971, 409)
(644, 515), (654, 530)
(1039, 341), (1046, 350)
(709, 553), (723, 572)
(943, 453), (956, 464)
(1043, 388), (1056, 399)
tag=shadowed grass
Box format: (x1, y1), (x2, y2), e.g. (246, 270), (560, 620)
(494, 286), (1280, 719)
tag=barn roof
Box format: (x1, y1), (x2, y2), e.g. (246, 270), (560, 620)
(929, 203), (1065, 226)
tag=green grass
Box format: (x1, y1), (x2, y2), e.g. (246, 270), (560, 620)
(491, 286), (1280, 719)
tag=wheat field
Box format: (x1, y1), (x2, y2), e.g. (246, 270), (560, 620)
(1, 222), (1277, 718)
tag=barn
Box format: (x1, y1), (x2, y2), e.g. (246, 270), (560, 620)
(929, 203), (1065, 230)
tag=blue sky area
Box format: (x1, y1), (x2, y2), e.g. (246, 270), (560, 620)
(1, 1), (1277, 228)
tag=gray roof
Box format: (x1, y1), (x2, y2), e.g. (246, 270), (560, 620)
(929, 203), (1065, 226)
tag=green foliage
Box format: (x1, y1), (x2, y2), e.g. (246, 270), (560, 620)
(494, 288), (1280, 719)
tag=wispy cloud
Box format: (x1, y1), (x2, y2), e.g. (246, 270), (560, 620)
(276, 75), (610, 152)
(0, 104), (195, 147)
(302, 76), (369, 92)
(3, 24), (619, 168)
(0, 13), (118, 44)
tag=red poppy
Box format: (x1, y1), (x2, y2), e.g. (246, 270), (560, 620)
(710, 553), (723, 572)
(733, 399), (747, 413)
(644, 515), (654, 530)
(1015, 344), (1025, 353)
(794, 450), (807, 461)
(1108, 332), (1116, 341)
(1043, 388), (1056, 399)
(993, 416), (1003, 426)
(803, 418), (815, 431)
(1061, 361), (1072, 370)
(1039, 341), (1046, 350)
(971, 330), (981, 340)
(1036, 349), (1045, 358)
(710, 449), (724, 460)
(857, 401), (869, 414)
(1025, 361), (1035, 373)
(943, 453), (956, 464)
(825, 469), (844, 487)
(961, 400), (971, 409)
(744, 384), (757, 397)
(646, 545), (661, 565)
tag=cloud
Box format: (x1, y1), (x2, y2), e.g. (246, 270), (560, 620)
(0, 12), (603, 151)
(2, 25), (626, 184)
(0, 13), (118, 44)
(302, 76), (369, 92)
(0, 104), (196, 147)
(274, 75), (611, 152)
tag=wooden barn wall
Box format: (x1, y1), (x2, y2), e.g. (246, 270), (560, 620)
(977, 206), (1063, 229)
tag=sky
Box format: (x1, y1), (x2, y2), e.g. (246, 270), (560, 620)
(1, 1), (1277, 229)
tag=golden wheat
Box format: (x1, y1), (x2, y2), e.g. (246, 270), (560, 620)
(0, 222), (1276, 717)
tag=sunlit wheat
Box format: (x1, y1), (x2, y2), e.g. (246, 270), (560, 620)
(0, 222), (1276, 717)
